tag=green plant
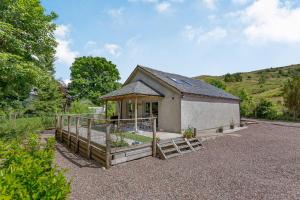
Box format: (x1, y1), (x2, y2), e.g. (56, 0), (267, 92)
(230, 120), (234, 129)
(255, 99), (278, 120)
(217, 127), (223, 133)
(183, 127), (194, 139)
(0, 135), (70, 199)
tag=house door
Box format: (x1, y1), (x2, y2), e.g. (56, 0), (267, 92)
(144, 101), (159, 127)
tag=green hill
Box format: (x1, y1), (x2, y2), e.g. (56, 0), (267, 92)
(195, 64), (300, 111)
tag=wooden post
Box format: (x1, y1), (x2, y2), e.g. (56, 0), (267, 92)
(105, 100), (108, 122)
(60, 115), (63, 142)
(67, 116), (71, 147)
(134, 97), (138, 132)
(193, 128), (197, 138)
(87, 119), (92, 158)
(105, 125), (111, 169)
(152, 118), (157, 157)
(75, 116), (80, 153)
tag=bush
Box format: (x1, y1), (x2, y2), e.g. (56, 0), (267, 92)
(217, 127), (223, 133)
(0, 118), (70, 199)
(254, 99), (278, 120)
(69, 99), (94, 114)
(183, 127), (194, 139)
(0, 135), (70, 199)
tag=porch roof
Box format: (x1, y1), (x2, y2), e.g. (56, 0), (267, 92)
(100, 81), (163, 100)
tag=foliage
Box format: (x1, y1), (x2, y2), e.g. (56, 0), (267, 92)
(217, 127), (223, 133)
(235, 89), (255, 117)
(224, 73), (242, 82)
(283, 76), (300, 119)
(258, 73), (267, 85)
(114, 132), (152, 143)
(0, 135), (70, 199)
(0, 53), (62, 114)
(69, 99), (94, 114)
(69, 56), (121, 105)
(230, 119), (234, 129)
(0, 117), (70, 199)
(183, 127), (193, 139)
(207, 79), (226, 90)
(0, 0), (57, 72)
(112, 132), (129, 147)
(254, 99), (278, 119)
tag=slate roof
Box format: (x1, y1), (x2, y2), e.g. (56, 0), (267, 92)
(138, 65), (239, 100)
(101, 81), (163, 100)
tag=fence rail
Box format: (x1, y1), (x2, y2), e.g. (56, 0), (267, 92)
(55, 114), (157, 169)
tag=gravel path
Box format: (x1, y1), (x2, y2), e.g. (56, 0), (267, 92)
(55, 123), (300, 200)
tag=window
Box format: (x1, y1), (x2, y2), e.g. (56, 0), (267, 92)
(168, 77), (184, 84)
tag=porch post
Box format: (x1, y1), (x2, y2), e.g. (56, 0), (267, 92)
(134, 97), (138, 132)
(105, 100), (108, 121)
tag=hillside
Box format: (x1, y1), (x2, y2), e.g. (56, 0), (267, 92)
(195, 64), (300, 110)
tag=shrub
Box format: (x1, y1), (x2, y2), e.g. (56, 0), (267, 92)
(69, 99), (94, 114)
(230, 120), (234, 129)
(254, 99), (278, 120)
(0, 135), (70, 199)
(217, 127), (223, 133)
(183, 127), (194, 139)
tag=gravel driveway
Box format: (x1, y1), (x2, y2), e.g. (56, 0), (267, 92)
(55, 123), (300, 200)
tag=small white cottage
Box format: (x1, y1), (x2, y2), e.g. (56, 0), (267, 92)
(101, 65), (240, 133)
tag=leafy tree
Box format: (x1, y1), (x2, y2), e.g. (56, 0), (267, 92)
(69, 99), (94, 114)
(224, 73), (242, 82)
(283, 76), (300, 119)
(254, 99), (277, 119)
(207, 79), (226, 90)
(0, 0), (57, 72)
(69, 56), (121, 105)
(0, 53), (62, 114)
(235, 89), (255, 117)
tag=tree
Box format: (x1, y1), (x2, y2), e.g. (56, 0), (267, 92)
(0, 53), (62, 114)
(235, 89), (255, 117)
(69, 57), (121, 105)
(207, 79), (226, 90)
(283, 76), (300, 119)
(0, 0), (57, 73)
(254, 99), (277, 119)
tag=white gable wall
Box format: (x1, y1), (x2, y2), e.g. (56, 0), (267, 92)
(127, 69), (182, 132)
(181, 95), (240, 132)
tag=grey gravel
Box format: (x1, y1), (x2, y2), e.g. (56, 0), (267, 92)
(55, 123), (300, 200)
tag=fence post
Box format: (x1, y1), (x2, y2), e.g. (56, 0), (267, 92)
(193, 128), (197, 138)
(76, 116), (80, 153)
(105, 125), (111, 169)
(67, 116), (71, 147)
(87, 119), (92, 158)
(60, 115), (63, 142)
(152, 118), (157, 157)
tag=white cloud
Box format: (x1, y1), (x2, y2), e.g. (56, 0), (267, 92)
(182, 25), (227, 43)
(198, 27), (227, 42)
(54, 24), (79, 65)
(182, 25), (202, 41)
(155, 2), (171, 13)
(63, 79), (71, 85)
(232, 0), (248, 5)
(240, 0), (300, 43)
(107, 7), (124, 18)
(104, 43), (122, 56)
(202, 0), (217, 10)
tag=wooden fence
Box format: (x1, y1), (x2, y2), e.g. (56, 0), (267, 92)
(55, 115), (157, 169)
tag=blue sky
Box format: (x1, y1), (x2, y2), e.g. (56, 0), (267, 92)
(42, 0), (300, 83)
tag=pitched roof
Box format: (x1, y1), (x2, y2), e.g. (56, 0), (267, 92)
(137, 65), (239, 100)
(101, 81), (163, 100)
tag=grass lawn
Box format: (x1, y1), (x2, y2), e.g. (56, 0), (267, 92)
(115, 132), (153, 143)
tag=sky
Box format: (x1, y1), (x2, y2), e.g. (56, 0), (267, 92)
(41, 0), (300, 84)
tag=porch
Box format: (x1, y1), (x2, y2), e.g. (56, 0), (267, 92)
(101, 81), (165, 133)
